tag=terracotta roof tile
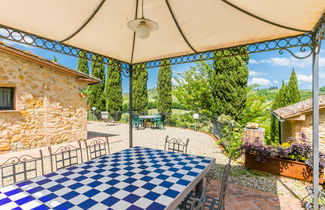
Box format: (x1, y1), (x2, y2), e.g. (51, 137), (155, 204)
(273, 95), (325, 119)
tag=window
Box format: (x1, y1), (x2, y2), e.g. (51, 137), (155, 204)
(0, 87), (14, 110)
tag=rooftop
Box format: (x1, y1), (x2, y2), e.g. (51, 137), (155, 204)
(273, 95), (325, 119)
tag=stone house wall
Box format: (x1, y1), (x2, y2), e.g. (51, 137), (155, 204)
(284, 108), (325, 152)
(0, 50), (89, 153)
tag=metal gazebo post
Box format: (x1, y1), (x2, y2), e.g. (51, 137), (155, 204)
(312, 29), (321, 209)
(129, 64), (133, 148)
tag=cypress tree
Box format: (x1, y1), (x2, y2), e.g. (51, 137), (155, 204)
(270, 69), (301, 144)
(88, 56), (106, 111)
(105, 61), (123, 119)
(53, 56), (57, 62)
(287, 69), (301, 105)
(157, 59), (172, 117)
(132, 68), (148, 114)
(77, 51), (89, 74)
(270, 81), (286, 144)
(210, 47), (249, 122)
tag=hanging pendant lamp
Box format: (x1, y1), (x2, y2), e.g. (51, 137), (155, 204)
(127, 0), (158, 39)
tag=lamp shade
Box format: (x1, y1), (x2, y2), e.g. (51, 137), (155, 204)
(127, 17), (158, 39)
(193, 113), (199, 120)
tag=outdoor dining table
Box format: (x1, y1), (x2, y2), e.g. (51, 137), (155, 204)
(138, 115), (159, 120)
(138, 115), (160, 128)
(0, 147), (214, 210)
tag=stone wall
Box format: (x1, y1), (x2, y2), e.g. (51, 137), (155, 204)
(303, 109), (325, 152)
(286, 108), (325, 152)
(0, 51), (88, 153)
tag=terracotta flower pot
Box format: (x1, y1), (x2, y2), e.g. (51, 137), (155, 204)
(79, 92), (88, 98)
(245, 152), (324, 184)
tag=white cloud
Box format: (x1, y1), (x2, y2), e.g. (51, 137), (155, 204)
(249, 59), (258, 64)
(249, 70), (266, 77)
(248, 77), (271, 86)
(265, 57), (309, 68)
(297, 74), (312, 83)
(250, 56), (325, 69)
(274, 80), (279, 84)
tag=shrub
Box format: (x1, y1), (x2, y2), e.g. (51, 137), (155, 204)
(217, 115), (243, 159)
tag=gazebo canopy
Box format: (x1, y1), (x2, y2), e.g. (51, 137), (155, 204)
(0, 0), (324, 64)
(0, 1), (325, 207)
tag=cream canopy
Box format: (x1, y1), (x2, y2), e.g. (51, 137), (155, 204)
(0, 0), (324, 64)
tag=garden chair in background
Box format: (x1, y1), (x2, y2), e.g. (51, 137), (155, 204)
(152, 113), (166, 129)
(132, 115), (143, 129)
(48, 141), (83, 172)
(0, 150), (44, 186)
(164, 135), (189, 154)
(83, 137), (110, 161)
(101, 111), (115, 126)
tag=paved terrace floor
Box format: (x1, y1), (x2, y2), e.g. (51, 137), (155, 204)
(88, 121), (306, 209)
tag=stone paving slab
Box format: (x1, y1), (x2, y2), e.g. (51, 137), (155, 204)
(207, 180), (303, 210)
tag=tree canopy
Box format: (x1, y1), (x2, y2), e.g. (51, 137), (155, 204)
(157, 60), (172, 116)
(88, 56), (106, 111)
(132, 68), (148, 113)
(174, 62), (214, 116)
(175, 47), (249, 121)
(105, 61), (123, 117)
(77, 51), (89, 74)
(287, 69), (301, 104)
(269, 69), (301, 144)
(211, 49), (249, 122)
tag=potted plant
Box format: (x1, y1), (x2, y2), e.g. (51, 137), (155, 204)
(79, 88), (89, 98)
(241, 138), (325, 183)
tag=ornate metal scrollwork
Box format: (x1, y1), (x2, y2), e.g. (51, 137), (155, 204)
(278, 46), (313, 59)
(302, 186), (325, 209)
(0, 24), (127, 67)
(134, 32), (313, 69)
(0, 21), (318, 71)
(313, 16), (325, 55)
(121, 65), (131, 78)
(0, 154), (39, 167)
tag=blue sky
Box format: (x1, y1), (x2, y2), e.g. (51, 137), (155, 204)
(1, 39), (324, 92)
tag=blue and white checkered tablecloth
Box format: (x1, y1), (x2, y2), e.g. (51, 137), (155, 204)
(0, 146), (214, 210)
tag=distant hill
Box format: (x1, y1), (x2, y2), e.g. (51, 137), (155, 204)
(254, 86), (325, 102)
(122, 86), (325, 111)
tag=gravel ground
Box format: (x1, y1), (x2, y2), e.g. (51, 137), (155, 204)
(88, 121), (310, 201)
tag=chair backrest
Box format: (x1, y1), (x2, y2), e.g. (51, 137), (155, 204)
(164, 135), (189, 154)
(0, 150), (44, 186)
(217, 150), (240, 210)
(48, 141), (83, 172)
(84, 137), (110, 161)
(101, 111), (109, 120)
(133, 114), (139, 119)
(160, 113), (166, 122)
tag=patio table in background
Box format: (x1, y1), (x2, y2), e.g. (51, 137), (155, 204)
(0, 147), (214, 210)
(138, 115), (160, 128)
